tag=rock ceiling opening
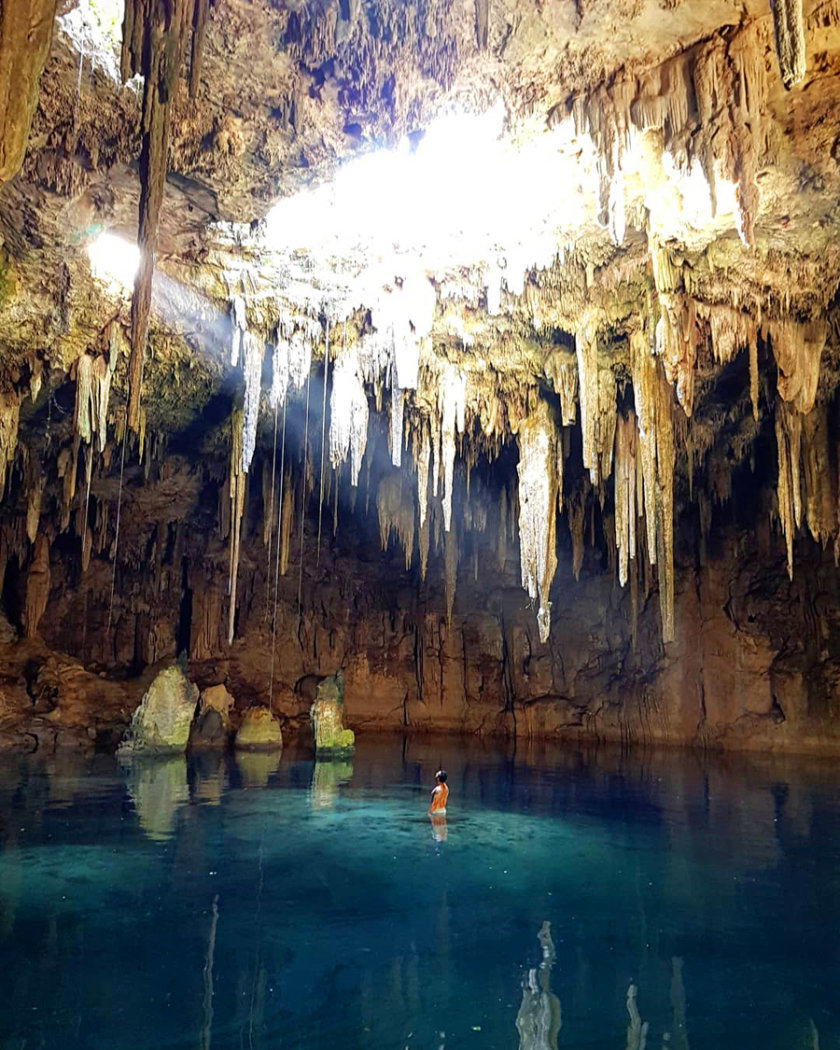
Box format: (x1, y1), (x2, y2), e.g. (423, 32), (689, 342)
(2, 0), (840, 657)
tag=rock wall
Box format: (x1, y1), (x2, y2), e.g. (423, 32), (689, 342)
(0, 450), (836, 755)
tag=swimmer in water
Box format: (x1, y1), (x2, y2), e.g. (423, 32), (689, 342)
(428, 769), (449, 815)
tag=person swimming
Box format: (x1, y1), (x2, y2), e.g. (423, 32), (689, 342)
(428, 769), (449, 815)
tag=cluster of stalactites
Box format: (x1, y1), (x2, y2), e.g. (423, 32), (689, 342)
(329, 350), (369, 486)
(571, 19), (769, 247)
(73, 328), (119, 455)
(769, 317), (831, 578)
(376, 472), (415, 572)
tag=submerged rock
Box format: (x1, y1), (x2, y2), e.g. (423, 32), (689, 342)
(118, 666), (199, 754)
(310, 671), (355, 754)
(234, 706), (282, 750)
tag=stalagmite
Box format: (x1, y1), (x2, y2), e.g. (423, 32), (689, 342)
(615, 411), (638, 587)
(0, 394), (19, 498)
(771, 0), (807, 89)
(377, 474), (415, 570)
(23, 533), (50, 638)
(516, 399), (559, 643)
(776, 397), (803, 578)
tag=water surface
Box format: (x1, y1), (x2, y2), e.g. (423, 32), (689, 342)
(0, 736), (838, 1049)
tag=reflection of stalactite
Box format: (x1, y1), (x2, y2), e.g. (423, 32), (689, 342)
(515, 922), (561, 1050)
(669, 956), (690, 1050)
(625, 983), (648, 1050)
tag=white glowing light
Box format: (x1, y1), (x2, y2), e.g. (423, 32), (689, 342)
(87, 233), (140, 292)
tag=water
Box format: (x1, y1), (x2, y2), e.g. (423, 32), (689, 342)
(0, 735), (838, 1050)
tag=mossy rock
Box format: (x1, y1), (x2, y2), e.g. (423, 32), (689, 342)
(235, 707), (283, 750)
(310, 694), (354, 755)
(119, 666), (199, 754)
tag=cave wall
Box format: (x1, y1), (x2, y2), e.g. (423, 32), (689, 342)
(0, 441), (834, 756)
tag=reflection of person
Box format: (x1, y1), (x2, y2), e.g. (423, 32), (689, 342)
(428, 769), (449, 814)
(429, 813), (448, 843)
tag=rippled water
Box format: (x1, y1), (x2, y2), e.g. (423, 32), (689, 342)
(0, 736), (838, 1050)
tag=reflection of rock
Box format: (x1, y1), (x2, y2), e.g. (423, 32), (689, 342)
(119, 666), (199, 753)
(234, 706), (282, 750)
(310, 759), (353, 807)
(310, 671), (355, 754)
(191, 749), (226, 804)
(516, 922), (562, 1050)
(235, 748), (281, 787)
(123, 755), (189, 840)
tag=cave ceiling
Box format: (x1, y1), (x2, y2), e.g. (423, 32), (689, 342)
(2, 0), (840, 646)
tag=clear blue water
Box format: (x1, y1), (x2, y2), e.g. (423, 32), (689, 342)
(0, 736), (839, 1050)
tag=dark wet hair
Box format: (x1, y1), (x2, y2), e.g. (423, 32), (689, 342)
(436, 770), (447, 783)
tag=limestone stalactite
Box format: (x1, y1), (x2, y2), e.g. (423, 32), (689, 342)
(516, 399), (559, 644)
(23, 533), (50, 639)
(771, 0), (807, 88)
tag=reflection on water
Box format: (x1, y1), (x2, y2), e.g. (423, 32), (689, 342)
(1, 737), (840, 1049)
(122, 754), (189, 841)
(310, 757), (354, 807)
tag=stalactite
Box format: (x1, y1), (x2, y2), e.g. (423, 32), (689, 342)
(419, 497), (430, 582)
(390, 381), (404, 467)
(280, 466), (293, 576)
(25, 475), (44, 545)
(23, 533), (50, 639)
(497, 486), (508, 572)
(74, 354), (93, 443)
(241, 332), (263, 473)
(576, 312), (616, 484)
(776, 397), (803, 579)
(516, 399), (559, 643)
(271, 330), (290, 408)
(545, 351), (578, 426)
(801, 404), (835, 545)
(615, 411), (638, 587)
(189, 0), (210, 97)
(417, 421), (431, 529)
(377, 473), (415, 570)
(227, 409), (246, 644)
(631, 328), (675, 643)
(771, 0), (807, 88)
(438, 364), (467, 531)
(316, 320), (331, 565)
(768, 318), (826, 415)
(123, 0), (193, 433)
(657, 295), (698, 417)
(568, 492), (585, 582)
(330, 352), (369, 485)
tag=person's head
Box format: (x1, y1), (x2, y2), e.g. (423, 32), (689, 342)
(435, 770), (447, 784)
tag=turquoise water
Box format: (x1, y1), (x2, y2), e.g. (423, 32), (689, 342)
(0, 736), (839, 1050)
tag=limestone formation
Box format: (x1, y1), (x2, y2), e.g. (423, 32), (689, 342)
(310, 673), (355, 754)
(119, 666), (199, 753)
(234, 707), (283, 750)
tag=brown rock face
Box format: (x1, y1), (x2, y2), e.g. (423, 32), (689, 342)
(0, 0), (57, 182)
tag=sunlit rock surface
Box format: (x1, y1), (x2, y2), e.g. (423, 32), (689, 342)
(311, 673), (355, 754)
(119, 666), (198, 753)
(234, 706), (282, 750)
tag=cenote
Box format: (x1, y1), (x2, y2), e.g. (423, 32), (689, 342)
(1, 737), (839, 1050)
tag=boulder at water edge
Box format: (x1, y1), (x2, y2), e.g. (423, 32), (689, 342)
(234, 706), (283, 750)
(189, 683), (236, 749)
(310, 671), (355, 754)
(119, 666), (199, 753)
